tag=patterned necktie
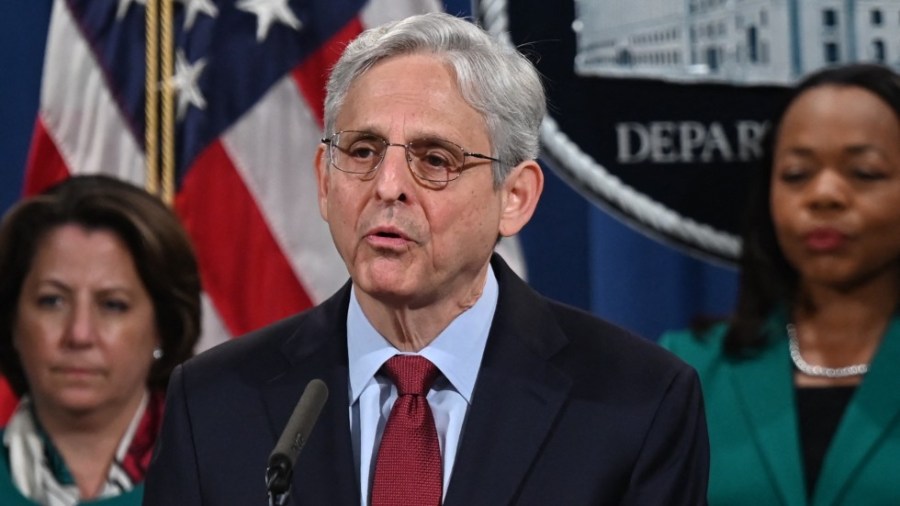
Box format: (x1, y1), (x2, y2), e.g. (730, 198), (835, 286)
(371, 355), (442, 506)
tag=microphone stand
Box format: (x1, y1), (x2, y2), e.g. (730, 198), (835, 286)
(268, 490), (290, 506)
(267, 488), (290, 505)
(266, 459), (292, 506)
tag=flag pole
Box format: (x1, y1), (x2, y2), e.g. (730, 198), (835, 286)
(144, 0), (160, 196)
(160, 0), (175, 206)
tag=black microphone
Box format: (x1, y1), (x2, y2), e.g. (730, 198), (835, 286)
(266, 379), (329, 503)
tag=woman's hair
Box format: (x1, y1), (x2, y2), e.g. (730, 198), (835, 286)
(724, 63), (900, 355)
(0, 175), (201, 394)
(323, 12), (546, 188)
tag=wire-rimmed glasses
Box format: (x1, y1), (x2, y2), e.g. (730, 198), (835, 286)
(321, 130), (500, 188)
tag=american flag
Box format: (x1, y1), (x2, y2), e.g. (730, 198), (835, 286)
(24, 0), (446, 345)
(6, 0), (444, 421)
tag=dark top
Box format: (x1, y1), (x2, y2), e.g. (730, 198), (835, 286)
(796, 385), (857, 498)
(143, 254), (710, 505)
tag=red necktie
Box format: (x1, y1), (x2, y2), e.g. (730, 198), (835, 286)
(371, 355), (442, 506)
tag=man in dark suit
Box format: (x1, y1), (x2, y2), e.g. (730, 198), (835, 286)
(144, 12), (708, 506)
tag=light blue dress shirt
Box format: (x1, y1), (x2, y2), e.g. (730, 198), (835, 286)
(347, 266), (497, 506)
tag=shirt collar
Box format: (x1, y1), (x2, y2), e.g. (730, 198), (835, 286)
(347, 265), (498, 405)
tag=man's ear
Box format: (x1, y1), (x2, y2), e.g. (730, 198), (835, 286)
(498, 160), (543, 237)
(314, 144), (330, 221)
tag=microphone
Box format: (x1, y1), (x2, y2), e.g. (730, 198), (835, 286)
(266, 379), (329, 503)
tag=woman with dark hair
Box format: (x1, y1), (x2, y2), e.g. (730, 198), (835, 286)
(0, 175), (201, 505)
(661, 63), (900, 506)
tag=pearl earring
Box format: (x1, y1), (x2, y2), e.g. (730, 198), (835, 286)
(153, 347), (164, 360)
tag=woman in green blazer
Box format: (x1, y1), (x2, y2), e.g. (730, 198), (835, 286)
(661, 63), (900, 506)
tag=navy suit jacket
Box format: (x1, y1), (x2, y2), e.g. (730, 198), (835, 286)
(143, 256), (709, 505)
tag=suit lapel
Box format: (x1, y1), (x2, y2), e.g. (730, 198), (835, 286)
(813, 315), (900, 506)
(259, 285), (360, 506)
(729, 315), (807, 506)
(444, 257), (572, 506)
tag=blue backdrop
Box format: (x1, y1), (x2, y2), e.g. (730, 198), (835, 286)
(0, 0), (738, 342)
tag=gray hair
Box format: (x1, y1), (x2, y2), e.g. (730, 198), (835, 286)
(323, 12), (546, 186)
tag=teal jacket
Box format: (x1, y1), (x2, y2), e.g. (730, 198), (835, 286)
(0, 430), (144, 506)
(660, 312), (900, 506)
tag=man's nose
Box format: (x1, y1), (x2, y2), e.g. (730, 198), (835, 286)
(373, 144), (413, 203)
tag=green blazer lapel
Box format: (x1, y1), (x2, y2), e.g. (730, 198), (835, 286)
(813, 315), (900, 506)
(729, 316), (807, 506)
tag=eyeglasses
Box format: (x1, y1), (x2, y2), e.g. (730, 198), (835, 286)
(321, 130), (501, 187)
